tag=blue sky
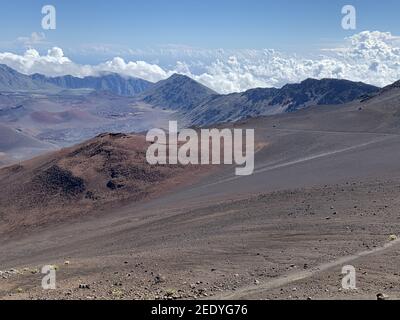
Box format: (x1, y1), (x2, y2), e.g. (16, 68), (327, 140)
(1, 0), (400, 93)
(1, 0), (400, 55)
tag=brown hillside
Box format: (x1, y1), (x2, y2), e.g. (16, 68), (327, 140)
(0, 133), (210, 234)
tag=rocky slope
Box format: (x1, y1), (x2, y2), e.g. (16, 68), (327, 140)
(0, 133), (209, 234)
(137, 73), (218, 111)
(184, 78), (379, 126)
(31, 73), (153, 96)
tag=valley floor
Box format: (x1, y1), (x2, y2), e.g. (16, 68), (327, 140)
(1, 115), (400, 300)
(1, 178), (400, 300)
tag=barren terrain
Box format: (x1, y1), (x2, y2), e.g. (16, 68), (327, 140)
(1, 86), (400, 300)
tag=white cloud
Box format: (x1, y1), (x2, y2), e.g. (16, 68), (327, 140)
(1, 31), (400, 93)
(93, 57), (172, 83)
(16, 32), (46, 47)
(0, 48), (168, 83)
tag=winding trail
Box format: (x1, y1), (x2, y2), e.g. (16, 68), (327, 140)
(194, 134), (395, 190)
(216, 237), (400, 299)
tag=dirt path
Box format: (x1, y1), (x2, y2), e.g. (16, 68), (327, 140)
(216, 237), (400, 299)
(189, 134), (395, 190)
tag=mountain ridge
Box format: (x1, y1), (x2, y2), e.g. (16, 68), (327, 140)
(184, 77), (380, 126)
(30, 72), (153, 96)
(0, 64), (58, 92)
(137, 73), (218, 111)
(0, 64), (387, 129)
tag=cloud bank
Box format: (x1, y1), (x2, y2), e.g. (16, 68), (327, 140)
(1, 31), (400, 93)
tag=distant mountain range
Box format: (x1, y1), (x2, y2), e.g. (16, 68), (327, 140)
(0, 63), (381, 127)
(0, 64), (152, 96)
(0, 64), (57, 91)
(183, 78), (379, 126)
(134, 74), (379, 126)
(31, 72), (153, 96)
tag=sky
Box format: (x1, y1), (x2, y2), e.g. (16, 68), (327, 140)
(1, 0), (400, 93)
